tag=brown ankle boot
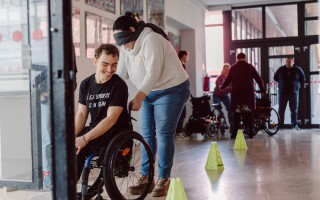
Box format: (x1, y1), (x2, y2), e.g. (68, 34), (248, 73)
(151, 178), (170, 197)
(128, 175), (155, 195)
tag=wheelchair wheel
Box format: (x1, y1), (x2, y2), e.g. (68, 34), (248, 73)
(206, 122), (216, 137)
(103, 130), (154, 200)
(264, 108), (280, 136)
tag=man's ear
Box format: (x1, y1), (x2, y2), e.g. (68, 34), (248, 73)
(93, 58), (97, 65)
(129, 27), (135, 32)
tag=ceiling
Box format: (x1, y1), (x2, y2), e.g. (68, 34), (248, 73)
(199, 0), (307, 8)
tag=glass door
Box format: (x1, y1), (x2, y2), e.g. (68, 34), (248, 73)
(267, 45), (295, 125)
(308, 44), (320, 126)
(0, 0), (51, 190)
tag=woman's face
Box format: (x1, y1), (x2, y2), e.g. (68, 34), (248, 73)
(222, 65), (230, 76)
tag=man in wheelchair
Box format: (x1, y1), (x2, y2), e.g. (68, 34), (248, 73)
(74, 44), (131, 197)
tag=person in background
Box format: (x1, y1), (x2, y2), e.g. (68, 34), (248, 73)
(113, 12), (190, 197)
(273, 56), (305, 130)
(175, 50), (191, 140)
(221, 53), (265, 139)
(213, 63), (232, 133)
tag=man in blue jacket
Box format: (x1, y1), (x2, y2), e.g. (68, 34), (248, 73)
(274, 57), (305, 130)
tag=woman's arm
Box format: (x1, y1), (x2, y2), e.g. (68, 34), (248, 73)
(139, 36), (165, 95)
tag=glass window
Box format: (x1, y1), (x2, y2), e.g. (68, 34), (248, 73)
(232, 8), (262, 40)
(268, 46), (294, 56)
(305, 20), (320, 36)
(0, 3), (29, 93)
(266, 4), (298, 38)
(0, 0), (50, 186)
(305, 2), (319, 18)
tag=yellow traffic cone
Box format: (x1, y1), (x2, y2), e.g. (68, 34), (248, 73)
(166, 178), (187, 200)
(233, 129), (248, 150)
(205, 142), (224, 170)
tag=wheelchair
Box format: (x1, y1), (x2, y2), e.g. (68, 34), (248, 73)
(184, 94), (226, 138)
(77, 118), (154, 200)
(252, 95), (280, 136)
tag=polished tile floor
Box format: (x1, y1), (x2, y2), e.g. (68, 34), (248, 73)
(0, 128), (320, 200)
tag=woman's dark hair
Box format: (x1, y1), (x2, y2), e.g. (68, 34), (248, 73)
(178, 50), (188, 59)
(113, 12), (139, 31)
(95, 44), (119, 59)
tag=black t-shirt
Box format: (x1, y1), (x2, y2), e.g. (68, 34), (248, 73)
(78, 74), (130, 138)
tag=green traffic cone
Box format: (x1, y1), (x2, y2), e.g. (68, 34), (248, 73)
(166, 178), (188, 200)
(205, 142), (224, 170)
(233, 129), (248, 150)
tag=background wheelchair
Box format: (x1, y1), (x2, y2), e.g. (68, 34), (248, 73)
(241, 91), (280, 137)
(77, 112), (154, 200)
(252, 91), (280, 136)
(185, 94), (227, 138)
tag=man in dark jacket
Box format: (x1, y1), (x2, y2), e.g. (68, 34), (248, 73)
(221, 53), (266, 139)
(273, 57), (305, 130)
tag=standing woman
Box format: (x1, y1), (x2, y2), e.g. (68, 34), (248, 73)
(113, 12), (190, 197)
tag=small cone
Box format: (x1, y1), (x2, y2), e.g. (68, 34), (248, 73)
(233, 129), (248, 150)
(205, 142), (224, 170)
(166, 178), (187, 200)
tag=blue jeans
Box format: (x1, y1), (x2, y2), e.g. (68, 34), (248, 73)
(175, 106), (186, 133)
(140, 80), (190, 178)
(41, 103), (51, 173)
(212, 94), (233, 126)
(278, 93), (299, 127)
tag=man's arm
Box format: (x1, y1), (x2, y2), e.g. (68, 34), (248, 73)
(253, 67), (266, 94)
(221, 71), (232, 89)
(273, 67), (280, 82)
(75, 103), (89, 137)
(82, 106), (123, 141)
(216, 75), (231, 93)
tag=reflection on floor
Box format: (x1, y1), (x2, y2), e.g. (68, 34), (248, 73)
(0, 128), (320, 200)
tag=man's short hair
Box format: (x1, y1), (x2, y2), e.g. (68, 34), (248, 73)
(178, 50), (188, 59)
(95, 44), (119, 59)
(237, 52), (246, 60)
(286, 56), (294, 59)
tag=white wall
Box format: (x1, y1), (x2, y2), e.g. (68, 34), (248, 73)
(72, 0), (206, 130)
(166, 0), (206, 96)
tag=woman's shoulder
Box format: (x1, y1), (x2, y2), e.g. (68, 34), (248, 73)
(143, 28), (167, 43)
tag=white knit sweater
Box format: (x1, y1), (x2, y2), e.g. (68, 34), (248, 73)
(116, 27), (189, 95)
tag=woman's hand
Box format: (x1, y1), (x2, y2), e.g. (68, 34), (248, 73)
(75, 135), (88, 155)
(129, 91), (147, 111)
(129, 98), (142, 111)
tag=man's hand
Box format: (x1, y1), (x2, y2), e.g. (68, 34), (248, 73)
(75, 135), (88, 155)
